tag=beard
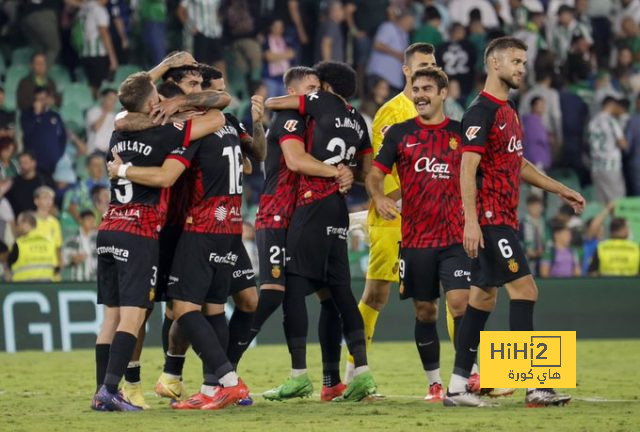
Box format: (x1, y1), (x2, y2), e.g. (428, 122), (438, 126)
(500, 75), (521, 90)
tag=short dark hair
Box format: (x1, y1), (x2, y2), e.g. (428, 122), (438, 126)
(404, 43), (435, 65)
(18, 211), (37, 228)
(0, 240), (8, 255)
(0, 136), (15, 151)
(18, 150), (36, 161)
(526, 194), (543, 205)
(199, 64), (223, 89)
(80, 209), (96, 219)
(157, 81), (185, 98)
(610, 217), (627, 233)
(484, 36), (528, 63)
(410, 67), (448, 90)
(86, 151), (105, 166)
(118, 72), (154, 112)
(424, 6), (441, 22)
(314, 61), (357, 99)
(283, 66), (318, 87)
(550, 219), (569, 234)
(31, 52), (46, 63)
(162, 65), (201, 83)
(91, 184), (108, 198)
(100, 87), (117, 97)
(530, 96), (544, 109)
(33, 86), (49, 96)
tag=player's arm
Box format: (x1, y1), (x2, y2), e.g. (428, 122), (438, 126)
(108, 149), (188, 188)
(460, 151), (484, 258)
(147, 51), (198, 82)
(281, 138), (339, 178)
(520, 158), (585, 214)
(151, 91), (232, 125)
(265, 95), (300, 112)
(239, 95), (267, 161)
(114, 107), (208, 132)
(371, 105), (401, 198)
(366, 127), (399, 219)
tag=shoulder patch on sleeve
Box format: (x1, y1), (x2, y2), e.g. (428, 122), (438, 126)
(465, 126), (481, 141)
(283, 119), (299, 132)
(173, 122), (184, 131)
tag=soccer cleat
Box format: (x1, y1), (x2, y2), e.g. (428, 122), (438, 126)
(485, 388), (515, 398)
(443, 389), (491, 407)
(92, 385), (143, 411)
(525, 389), (571, 407)
(236, 395), (254, 406)
(263, 374), (314, 401)
(200, 379), (250, 410)
(172, 392), (216, 410)
(122, 382), (150, 409)
(90, 394), (109, 411)
(424, 383), (444, 403)
(334, 371), (377, 402)
(321, 383), (347, 401)
(468, 373), (481, 394)
(155, 373), (185, 400)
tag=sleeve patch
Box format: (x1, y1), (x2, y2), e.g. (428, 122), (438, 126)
(283, 119), (299, 132)
(465, 126), (481, 141)
(173, 122), (184, 131)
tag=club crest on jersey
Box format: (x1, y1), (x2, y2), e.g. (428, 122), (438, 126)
(449, 137), (459, 150)
(283, 119), (298, 132)
(508, 258), (519, 273)
(465, 126), (481, 141)
(381, 125), (391, 136)
(173, 122), (184, 131)
(392, 261), (399, 274)
(149, 287), (155, 302)
(271, 265), (281, 279)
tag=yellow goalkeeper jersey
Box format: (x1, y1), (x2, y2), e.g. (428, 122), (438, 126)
(367, 91), (417, 228)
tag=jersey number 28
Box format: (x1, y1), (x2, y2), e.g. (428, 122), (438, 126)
(324, 137), (356, 165)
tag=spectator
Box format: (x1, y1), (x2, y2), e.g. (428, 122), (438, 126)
(540, 221), (581, 278)
(0, 241), (9, 281)
(263, 18), (295, 98)
(367, 10), (415, 93)
(412, 6), (443, 46)
(223, 0), (262, 89)
(620, 17), (640, 65)
(78, 0), (119, 99)
(32, 185), (63, 277)
(62, 209), (98, 281)
(91, 184), (110, 222)
(19, 0), (61, 66)
(16, 52), (62, 112)
(8, 211), (57, 282)
(436, 22), (476, 101)
(20, 87), (67, 176)
(140, 0), (168, 67)
(513, 11), (547, 82)
(316, 1), (346, 63)
(614, 0), (640, 37)
(0, 137), (19, 180)
(519, 194), (546, 277)
(443, 79), (464, 121)
(589, 217), (640, 276)
(86, 88), (117, 154)
(64, 152), (108, 225)
(106, 0), (131, 64)
(560, 82), (590, 183)
(467, 11), (488, 73)
(522, 96), (552, 171)
(0, 87), (16, 139)
(588, 96), (628, 204)
(359, 76), (390, 132)
(625, 94), (640, 196)
(549, 5), (593, 64)
(178, 0), (225, 75)
(0, 196), (15, 250)
(448, 0), (500, 28)
(582, 202), (614, 275)
(5, 152), (54, 216)
(519, 72), (562, 153)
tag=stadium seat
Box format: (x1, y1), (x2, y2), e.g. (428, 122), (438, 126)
(10, 47), (34, 66)
(581, 201), (604, 222)
(62, 83), (94, 112)
(49, 65), (71, 91)
(582, 184), (595, 203)
(60, 104), (86, 134)
(3, 64), (30, 111)
(113, 64), (139, 86)
(548, 167), (580, 193)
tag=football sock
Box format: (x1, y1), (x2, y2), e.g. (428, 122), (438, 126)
(125, 361), (141, 384)
(327, 283), (367, 367)
(227, 308), (254, 367)
(353, 365), (369, 377)
(104, 332), (137, 394)
(291, 368), (307, 377)
(426, 368), (442, 386)
(248, 290), (284, 343)
(509, 300), (535, 331)
(219, 371), (239, 387)
(319, 299), (343, 387)
(161, 316), (173, 356)
(471, 363), (479, 375)
(178, 311), (234, 384)
(449, 374), (468, 393)
(201, 384), (217, 396)
(283, 276), (310, 370)
(203, 313), (228, 386)
(453, 305), (490, 379)
(164, 353), (186, 377)
(95, 344), (110, 392)
(347, 302), (379, 365)
(415, 319), (440, 383)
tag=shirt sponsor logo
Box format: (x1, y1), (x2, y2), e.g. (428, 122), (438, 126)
(214, 206), (228, 221)
(233, 269), (255, 279)
(414, 157), (451, 176)
(454, 270), (471, 278)
(209, 252), (239, 265)
(283, 120), (298, 132)
(96, 245), (129, 262)
(465, 126), (481, 141)
(326, 226), (348, 239)
(507, 136), (523, 154)
(213, 206), (241, 222)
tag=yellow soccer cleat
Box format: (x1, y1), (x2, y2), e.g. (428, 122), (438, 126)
(121, 381), (150, 409)
(155, 373), (185, 400)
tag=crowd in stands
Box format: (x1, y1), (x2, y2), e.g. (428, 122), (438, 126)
(1, 0), (640, 282)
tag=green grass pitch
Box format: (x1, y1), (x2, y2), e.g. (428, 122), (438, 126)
(2, 340), (639, 431)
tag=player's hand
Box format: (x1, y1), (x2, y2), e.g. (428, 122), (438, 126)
(559, 187), (586, 215)
(463, 219), (484, 259)
(151, 97), (184, 125)
(375, 196), (399, 220)
(251, 95), (265, 124)
(163, 51), (197, 69)
(336, 163), (354, 193)
(243, 156), (253, 175)
(107, 149), (123, 179)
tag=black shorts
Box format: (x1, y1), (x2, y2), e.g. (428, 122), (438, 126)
(96, 230), (158, 308)
(167, 232), (255, 305)
(81, 56), (111, 89)
(156, 224), (183, 302)
(193, 33), (223, 64)
(471, 225), (531, 288)
(286, 193), (350, 286)
(399, 244), (471, 301)
(256, 228), (287, 286)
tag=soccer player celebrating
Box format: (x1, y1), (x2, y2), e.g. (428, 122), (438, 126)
(91, 66), (230, 411)
(264, 61), (376, 402)
(444, 36), (585, 407)
(345, 43), (438, 383)
(367, 67), (470, 403)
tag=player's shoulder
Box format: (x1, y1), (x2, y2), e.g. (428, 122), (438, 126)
(462, 95), (499, 124)
(445, 118), (463, 135)
(271, 109), (305, 134)
(375, 93), (411, 118)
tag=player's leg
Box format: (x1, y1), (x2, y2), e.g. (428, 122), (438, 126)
(95, 306), (119, 395)
(315, 288), (346, 401)
(414, 299), (444, 401)
(122, 308), (153, 409)
(94, 247), (118, 404)
(228, 286), (258, 367)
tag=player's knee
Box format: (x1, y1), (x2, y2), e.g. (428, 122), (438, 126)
(469, 287), (497, 311)
(260, 284), (285, 293)
(446, 291), (469, 317)
(414, 301), (438, 322)
(506, 276), (539, 302)
(233, 287), (258, 312)
(203, 303), (225, 315)
(362, 281), (390, 311)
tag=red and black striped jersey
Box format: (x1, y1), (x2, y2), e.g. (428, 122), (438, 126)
(183, 113), (248, 235)
(296, 91), (372, 206)
(255, 110), (304, 230)
(374, 117), (464, 248)
(100, 120), (193, 238)
(462, 91), (524, 229)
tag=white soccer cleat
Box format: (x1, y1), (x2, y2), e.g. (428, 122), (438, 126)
(443, 389), (493, 407)
(525, 389), (571, 407)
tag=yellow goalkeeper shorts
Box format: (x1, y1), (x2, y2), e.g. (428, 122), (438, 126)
(366, 226), (402, 282)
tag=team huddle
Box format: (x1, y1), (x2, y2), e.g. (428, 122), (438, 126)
(91, 36), (585, 412)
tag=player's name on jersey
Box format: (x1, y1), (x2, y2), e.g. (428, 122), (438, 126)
(113, 140), (153, 156)
(335, 116), (364, 139)
(214, 125), (240, 139)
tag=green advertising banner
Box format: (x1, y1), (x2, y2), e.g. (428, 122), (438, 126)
(1, 278), (639, 352)
(616, 197), (640, 240)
